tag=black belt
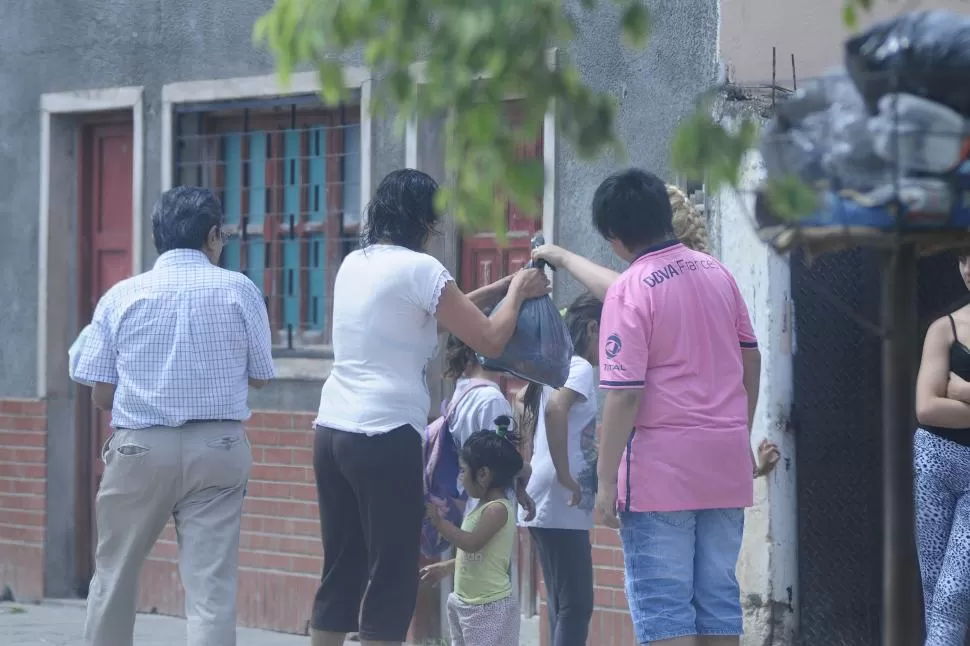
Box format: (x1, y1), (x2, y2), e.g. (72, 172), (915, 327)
(115, 419), (240, 430)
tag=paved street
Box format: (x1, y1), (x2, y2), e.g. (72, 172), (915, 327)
(1, 600), (539, 645)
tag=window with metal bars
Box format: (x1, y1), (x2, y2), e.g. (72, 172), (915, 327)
(173, 95), (362, 355)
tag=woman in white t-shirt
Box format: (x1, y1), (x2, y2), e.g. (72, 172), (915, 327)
(310, 169), (550, 646)
(517, 293), (603, 646)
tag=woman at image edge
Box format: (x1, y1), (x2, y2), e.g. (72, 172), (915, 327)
(915, 252), (970, 646)
(309, 169), (550, 646)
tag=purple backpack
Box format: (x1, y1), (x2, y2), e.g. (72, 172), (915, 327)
(421, 380), (495, 558)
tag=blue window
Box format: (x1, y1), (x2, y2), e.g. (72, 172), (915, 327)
(174, 101), (362, 352)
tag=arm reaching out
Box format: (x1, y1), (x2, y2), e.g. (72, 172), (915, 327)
(532, 244), (619, 301)
(419, 558), (456, 586)
(436, 269), (550, 358)
(466, 274), (515, 311)
(437, 274), (517, 334)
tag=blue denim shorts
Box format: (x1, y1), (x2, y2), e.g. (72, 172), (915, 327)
(619, 508), (745, 644)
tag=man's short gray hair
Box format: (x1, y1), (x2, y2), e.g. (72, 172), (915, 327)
(151, 186), (225, 255)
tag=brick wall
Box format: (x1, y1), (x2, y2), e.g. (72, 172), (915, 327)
(535, 526), (636, 646)
(589, 527), (636, 644)
(0, 400), (638, 643)
(0, 398), (47, 601)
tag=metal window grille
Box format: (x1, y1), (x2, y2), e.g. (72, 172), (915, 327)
(173, 96), (362, 354)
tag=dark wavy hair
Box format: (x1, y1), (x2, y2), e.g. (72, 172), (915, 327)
(360, 169), (440, 251)
(444, 305), (495, 379)
(564, 293), (603, 358)
(445, 334), (476, 380)
(460, 427), (524, 491)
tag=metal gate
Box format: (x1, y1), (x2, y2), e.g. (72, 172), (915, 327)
(792, 248), (967, 645)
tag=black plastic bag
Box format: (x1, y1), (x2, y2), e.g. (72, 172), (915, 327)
(845, 10), (970, 117)
(478, 292), (573, 388)
(760, 70), (894, 191)
(477, 236), (573, 388)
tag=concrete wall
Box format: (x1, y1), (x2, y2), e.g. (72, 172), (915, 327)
(720, 0), (970, 83)
(715, 149), (798, 646)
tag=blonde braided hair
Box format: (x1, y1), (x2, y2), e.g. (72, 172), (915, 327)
(667, 184), (710, 254)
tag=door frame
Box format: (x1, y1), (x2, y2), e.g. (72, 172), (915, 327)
(37, 87), (143, 598)
(73, 115), (136, 593)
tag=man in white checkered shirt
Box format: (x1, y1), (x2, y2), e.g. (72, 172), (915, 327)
(73, 186), (276, 646)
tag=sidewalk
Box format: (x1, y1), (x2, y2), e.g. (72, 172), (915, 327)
(1, 600), (540, 645)
(1, 600), (307, 646)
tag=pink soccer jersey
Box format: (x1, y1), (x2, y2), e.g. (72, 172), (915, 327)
(599, 240), (758, 513)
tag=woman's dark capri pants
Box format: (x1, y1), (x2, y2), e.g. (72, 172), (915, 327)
(311, 424), (425, 642)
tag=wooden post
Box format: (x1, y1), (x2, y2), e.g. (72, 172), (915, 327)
(880, 243), (923, 645)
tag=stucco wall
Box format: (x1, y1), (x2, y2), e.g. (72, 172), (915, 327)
(716, 149), (797, 646)
(552, 0), (721, 302)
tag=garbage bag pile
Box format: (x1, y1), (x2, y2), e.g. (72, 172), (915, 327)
(760, 10), (970, 230)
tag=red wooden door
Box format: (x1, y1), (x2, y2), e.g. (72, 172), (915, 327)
(76, 120), (134, 587)
(459, 128), (543, 398)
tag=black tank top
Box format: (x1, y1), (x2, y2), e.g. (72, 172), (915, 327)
(924, 314), (970, 447)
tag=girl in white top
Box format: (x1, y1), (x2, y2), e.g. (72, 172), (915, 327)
(309, 169), (550, 646)
(516, 293), (603, 646)
(444, 334), (515, 458)
(443, 334), (535, 520)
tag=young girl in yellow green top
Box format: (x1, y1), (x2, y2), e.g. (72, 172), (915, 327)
(422, 425), (523, 646)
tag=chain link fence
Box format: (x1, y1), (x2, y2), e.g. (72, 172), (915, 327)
(792, 248), (967, 645)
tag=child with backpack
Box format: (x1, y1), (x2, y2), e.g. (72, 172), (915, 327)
(422, 335), (535, 559)
(443, 333), (523, 518)
(421, 428), (525, 646)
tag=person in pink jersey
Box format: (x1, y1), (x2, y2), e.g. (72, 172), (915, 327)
(533, 169), (779, 646)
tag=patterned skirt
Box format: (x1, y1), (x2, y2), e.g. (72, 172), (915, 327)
(446, 593), (520, 646)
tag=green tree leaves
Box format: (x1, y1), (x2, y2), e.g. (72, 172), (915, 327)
(841, 0), (874, 31)
(671, 110), (758, 190)
(253, 0), (877, 234)
(619, 1), (652, 48)
(254, 0), (648, 236)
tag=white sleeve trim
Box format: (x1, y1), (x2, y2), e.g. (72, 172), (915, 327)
(428, 267), (454, 316)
